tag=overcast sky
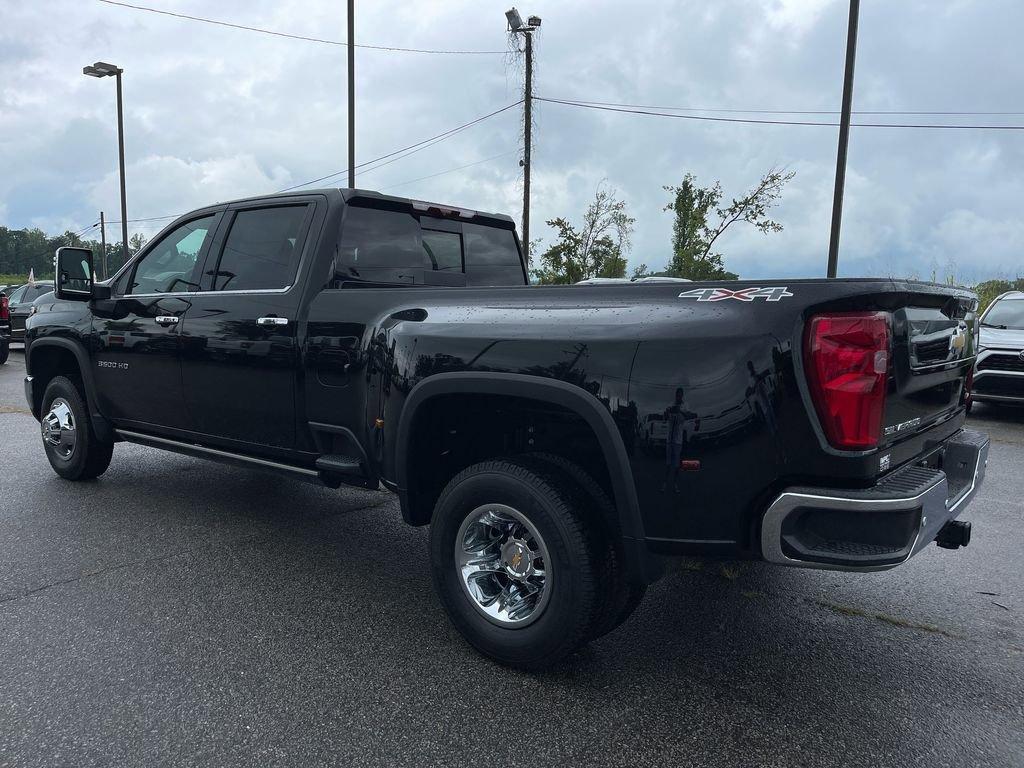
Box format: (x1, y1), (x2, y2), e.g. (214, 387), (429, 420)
(2, 0), (1022, 282)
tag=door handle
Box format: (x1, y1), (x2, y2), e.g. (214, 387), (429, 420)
(155, 315), (179, 326)
(257, 317), (289, 327)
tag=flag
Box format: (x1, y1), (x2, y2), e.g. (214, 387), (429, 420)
(28, 268), (35, 286)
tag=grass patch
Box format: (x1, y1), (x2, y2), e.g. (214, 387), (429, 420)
(815, 599), (961, 639)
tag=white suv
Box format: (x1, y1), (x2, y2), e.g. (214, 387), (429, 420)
(973, 291), (1024, 408)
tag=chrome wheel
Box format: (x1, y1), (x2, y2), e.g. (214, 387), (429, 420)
(455, 504), (552, 627)
(41, 398), (76, 460)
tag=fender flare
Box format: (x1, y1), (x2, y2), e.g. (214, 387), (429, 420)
(395, 371), (646, 547)
(26, 337), (114, 443)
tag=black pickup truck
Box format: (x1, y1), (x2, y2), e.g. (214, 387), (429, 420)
(25, 188), (989, 669)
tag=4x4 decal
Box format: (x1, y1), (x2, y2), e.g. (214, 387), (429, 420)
(678, 286), (794, 302)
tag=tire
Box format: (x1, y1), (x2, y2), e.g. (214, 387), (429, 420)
(526, 453), (646, 640)
(40, 376), (114, 481)
(429, 458), (606, 670)
(0, 342), (8, 365)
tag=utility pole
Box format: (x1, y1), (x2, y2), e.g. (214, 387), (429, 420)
(99, 211), (107, 279)
(523, 30), (533, 265)
(506, 8), (541, 269)
(826, 0), (860, 278)
(347, 0), (355, 189)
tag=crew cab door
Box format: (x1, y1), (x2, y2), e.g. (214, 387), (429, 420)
(180, 199), (320, 450)
(92, 212), (221, 431)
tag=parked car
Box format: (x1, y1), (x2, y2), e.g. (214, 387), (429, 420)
(6, 282), (55, 343)
(0, 288), (10, 365)
(24, 188), (988, 669)
(972, 290), (1024, 409)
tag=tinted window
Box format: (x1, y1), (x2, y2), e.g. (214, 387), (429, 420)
(338, 207), (425, 275)
(422, 230), (462, 272)
(213, 206), (309, 291)
(7, 285), (27, 304)
(130, 215), (216, 295)
(464, 223), (521, 267)
(31, 285), (55, 300)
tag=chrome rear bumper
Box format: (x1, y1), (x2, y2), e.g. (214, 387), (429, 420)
(760, 428), (989, 571)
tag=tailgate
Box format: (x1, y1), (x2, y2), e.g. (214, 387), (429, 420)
(883, 292), (977, 447)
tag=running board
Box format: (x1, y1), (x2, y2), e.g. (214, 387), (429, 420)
(114, 429), (322, 484)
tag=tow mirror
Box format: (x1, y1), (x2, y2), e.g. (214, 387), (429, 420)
(55, 246), (94, 301)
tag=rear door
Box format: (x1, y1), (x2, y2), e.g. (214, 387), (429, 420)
(180, 198), (321, 450)
(92, 211), (221, 430)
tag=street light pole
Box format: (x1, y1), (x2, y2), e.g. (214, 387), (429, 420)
(826, 0), (860, 278)
(114, 68), (129, 264)
(347, 0), (355, 189)
(84, 61), (129, 265)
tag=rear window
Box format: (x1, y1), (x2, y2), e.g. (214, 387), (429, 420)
(422, 230), (463, 272)
(337, 205), (522, 284)
(464, 223), (520, 267)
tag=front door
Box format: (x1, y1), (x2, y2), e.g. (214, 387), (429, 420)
(180, 200), (317, 450)
(92, 212), (220, 431)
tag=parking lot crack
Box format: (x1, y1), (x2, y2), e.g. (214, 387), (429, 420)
(0, 540), (253, 607)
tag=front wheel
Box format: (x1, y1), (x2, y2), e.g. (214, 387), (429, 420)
(40, 376), (114, 480)
(429, 459), (606, 670)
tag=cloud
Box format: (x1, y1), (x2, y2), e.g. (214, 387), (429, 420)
(0, 0), (1021, 283)
(85, 154), (291, 220)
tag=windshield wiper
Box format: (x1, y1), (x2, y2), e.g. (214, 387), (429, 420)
(980, 322), (1007, 329)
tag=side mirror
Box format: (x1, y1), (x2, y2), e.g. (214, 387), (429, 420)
(55, 246), (94, 301)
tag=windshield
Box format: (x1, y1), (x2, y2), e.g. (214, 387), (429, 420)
(983, 298), (1024, 329)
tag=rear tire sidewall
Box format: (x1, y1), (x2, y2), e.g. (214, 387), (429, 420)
(430, 465), (594, 668)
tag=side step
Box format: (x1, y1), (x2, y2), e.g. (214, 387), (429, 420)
(315, 455), (363, 474)
(315, 454), (375, 489)
(115, 429), (322, 484)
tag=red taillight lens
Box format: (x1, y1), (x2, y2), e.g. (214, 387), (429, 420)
(804, 312), (891, 450)
(0, 295), (9, 321)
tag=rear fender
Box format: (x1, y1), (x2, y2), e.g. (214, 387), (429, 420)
(394, 372), (659, 583)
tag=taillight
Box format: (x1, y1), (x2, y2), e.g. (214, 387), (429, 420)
(804, 311), (891, 450)
(0, 295), (8, 321)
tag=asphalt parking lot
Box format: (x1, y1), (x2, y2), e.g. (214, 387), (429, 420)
(0, 348), (1021, 768)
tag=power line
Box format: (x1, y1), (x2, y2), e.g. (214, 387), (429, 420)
(380, 150), (518, 191)
(542, 96), (1024, 117)
(277, 101), (521, 192)
(537, 97), (1024, 130)
(105, 214), (180, 224)
(96, 0), (506, 54)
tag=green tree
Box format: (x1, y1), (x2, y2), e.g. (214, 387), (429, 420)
(974, 277), (1024, 313)
(532, 185), (635, 284)
(662, 168), (794, 280)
